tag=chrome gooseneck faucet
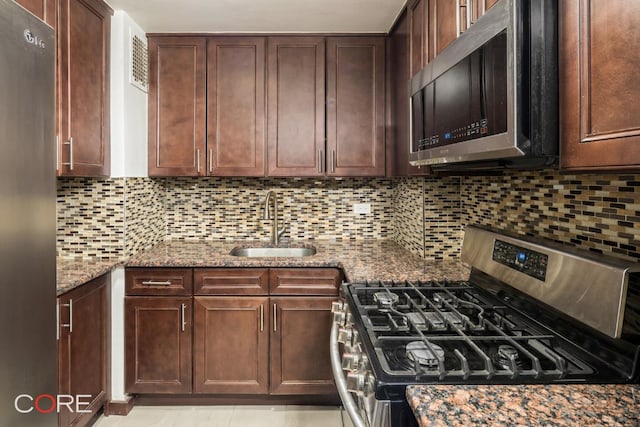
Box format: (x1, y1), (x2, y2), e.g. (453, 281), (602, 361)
(262, 190), (287, 245)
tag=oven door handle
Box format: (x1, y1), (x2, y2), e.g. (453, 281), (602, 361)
(330, 321), (368, 427)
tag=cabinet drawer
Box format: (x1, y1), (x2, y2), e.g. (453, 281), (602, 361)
(269, 268), (341, 295)
(125, 268), (193, 296)
(194, 268), (269, 295)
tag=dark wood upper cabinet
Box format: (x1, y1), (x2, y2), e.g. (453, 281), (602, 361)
(270, 297), (336, 395)
(560, 0), (640, 170)
(148, 37), (206, 176)
(470, 0), (498, 24)
(429, 0), (459, 60)
(58, 274), (108, 427)
(193, 296), (269, 394)
(207, 37), (266, 176)
(409, 0), (429, 77)
(267, 37), (326, 177)
(125, 296), (193, 393)
(326, 37), (386, 176)
(57, 0), (112, 176)
(389, 10), (427, 177)
(15, 0), (56, 27)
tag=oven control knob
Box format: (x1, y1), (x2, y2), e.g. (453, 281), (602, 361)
(337, 327), (353, 344)
(341, 352), (360, 371)
(333, 311), (346, 325)
(342, 352), (369, 371)
(346, 371), (375, 396)
(331, 301), (346, 314)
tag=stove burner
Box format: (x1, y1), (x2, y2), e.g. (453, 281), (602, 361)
(496, 344), (522, 370)
(406, 341), (445, 368)
(373, 292), (399, 310)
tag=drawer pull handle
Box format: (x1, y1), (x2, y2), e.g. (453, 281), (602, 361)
(141, 280), (172, 286)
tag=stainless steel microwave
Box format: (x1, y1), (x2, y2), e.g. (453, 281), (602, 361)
(409, 0), (558, 170)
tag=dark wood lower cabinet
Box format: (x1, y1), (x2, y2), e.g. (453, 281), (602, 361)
(125, 267), (339, 399)
(193, 297), (269, 394)
(270, 297), (336, 395)
(125, 297), (192, 393)
(58, 274), (108, 427)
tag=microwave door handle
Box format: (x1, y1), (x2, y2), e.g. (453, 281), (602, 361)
(330, 321), (367, 427)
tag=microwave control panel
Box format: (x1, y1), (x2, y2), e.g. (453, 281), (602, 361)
(492, 239), (548, 282)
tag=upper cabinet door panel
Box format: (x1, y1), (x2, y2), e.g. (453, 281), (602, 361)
(560, 0), (640, 169)
(326, 37), (385, 176)
(409, 0), (429, 77)
(267, 37), (325, 177)
(58, 0), (111, 176)
(207, 37), (266, 176)
(15, 0), (56, 27)
(148, 37), (206, 176)
(430, 0), (459, 60)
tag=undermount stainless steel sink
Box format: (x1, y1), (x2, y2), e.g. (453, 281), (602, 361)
(229, 246), (316, 257)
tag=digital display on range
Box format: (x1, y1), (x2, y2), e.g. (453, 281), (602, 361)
(492, 240), (548, 282)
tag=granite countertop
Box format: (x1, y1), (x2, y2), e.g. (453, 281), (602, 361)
(125, 239), (470, 283)
(407, 384), (640, 427)
(56, 257), (123, 296)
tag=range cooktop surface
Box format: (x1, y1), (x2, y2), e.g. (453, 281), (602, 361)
(344, 279), (628, 386)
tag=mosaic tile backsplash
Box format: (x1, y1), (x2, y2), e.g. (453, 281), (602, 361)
(162, 177), (395, 241)
(460, 170), (640, 262)
(57, 178), (125, 259)
(125, 178), (166, 257)
(56, 170), (640, 264)
(57, 177), (166, 259)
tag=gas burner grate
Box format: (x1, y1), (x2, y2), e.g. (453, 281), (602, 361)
(349, 279), (596, 381)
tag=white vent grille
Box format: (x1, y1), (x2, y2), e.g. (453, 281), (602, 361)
(130, 34), (148, 92)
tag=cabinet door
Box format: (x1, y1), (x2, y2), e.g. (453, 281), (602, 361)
(470, 0), (498, 24)
(148, 37), (206, 176)
(193, 297), (269, 394)
(15, 0), (56, 27)
(429, 0), (459, 61)
(58, 0), (112, 176)
(409, 0), (429, 77)
(125, 297), (192, 393)
(207, 37), (266, 176)
(270, 297), (336, 395)
(326, 37), (385, 176)
(560, 0), (640, 169)
(58, 274), (108, 427)
(267, 37), (325, 176)
(389, 11), (428, 177)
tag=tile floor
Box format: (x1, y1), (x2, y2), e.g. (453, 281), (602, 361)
(94, 405), (354, 427)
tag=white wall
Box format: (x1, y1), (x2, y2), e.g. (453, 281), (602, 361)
(110, 11), (148, 178)
(109, 11), (147, 402)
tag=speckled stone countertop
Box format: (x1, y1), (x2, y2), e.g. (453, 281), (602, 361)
(407, 384), (640, 427)
(125, 240), (470, 283)
(57, 258), (123, 296)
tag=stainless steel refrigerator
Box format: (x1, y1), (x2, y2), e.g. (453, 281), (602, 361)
(0, 0), (57, 426)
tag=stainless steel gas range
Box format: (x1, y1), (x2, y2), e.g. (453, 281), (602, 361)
(331, 226), (640, 427)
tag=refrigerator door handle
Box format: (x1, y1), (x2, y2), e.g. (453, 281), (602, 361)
(56, 302), (59, 340)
